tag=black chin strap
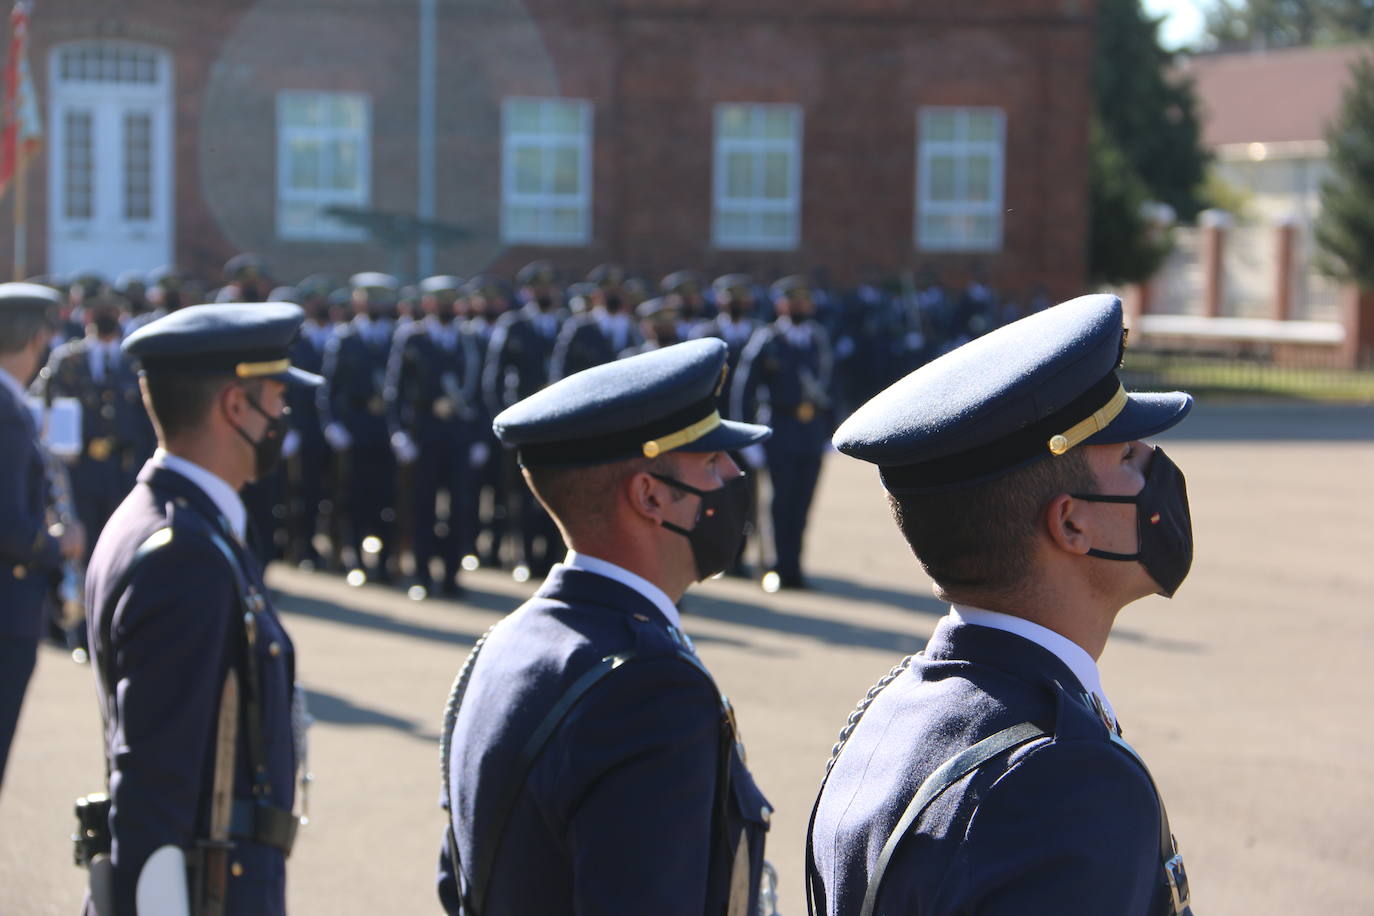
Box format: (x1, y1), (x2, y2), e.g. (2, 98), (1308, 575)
(1073, 492), (1142, 563)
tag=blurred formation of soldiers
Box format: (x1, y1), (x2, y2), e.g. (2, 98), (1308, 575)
(22, 254), (1053, 613)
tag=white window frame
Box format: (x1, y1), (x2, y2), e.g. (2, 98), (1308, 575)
(500, 97), (593, 246)
(916, 106), (1006, 252)
(275, 91), (371, 242)
(711, 103), (803, 251)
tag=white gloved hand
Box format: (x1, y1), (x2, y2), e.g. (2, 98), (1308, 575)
(324, 422), (353, 452)
(281, 428), (301, 459)
(391, 431), (419, 465)
(469, 441), (490, 469)
(740, 444), (766, 470)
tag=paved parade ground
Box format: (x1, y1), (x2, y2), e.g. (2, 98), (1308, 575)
(2, 402), (1372, 915)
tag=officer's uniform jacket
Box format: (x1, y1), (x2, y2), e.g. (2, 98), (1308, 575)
(549, 311), (641, 381)
(0, 368), (61, 641)
(438, 562), (771, 915)
(731, 318), (834, 455)
(85, 460), (297, 916)
(809, 616), (1181, 916)
(690, 316), (760, 417)
(319, 316), (395, 448)
(480, 304), (566, 416)
(37, 336), (155, 476)
(288, 324), (332, 457)
(385, 317), (481, 445)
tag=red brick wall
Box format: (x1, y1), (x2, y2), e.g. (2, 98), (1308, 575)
(3, 0), (1096, 300)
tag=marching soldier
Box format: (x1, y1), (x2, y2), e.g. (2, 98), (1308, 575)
(320, 272), (402, 583)
(83, 303), (317, 915)
(463, 275), (510, 569)
(438, 338), (775, 915)
(33, 292), (154, 555)
(660, 269), (713, 335)
(549, 264), (640, 381)
(482, 261), (567, 578)
(808, 294), (1194, 916)
(283, 277), (336, 569)
(731, 275), (834, 590)
(619, 295), (683, 357)
(217, 253), (272, 303)
(692, 274), (761, 415)
(386, 275), (482, 598)
(0, 284), (85, 791)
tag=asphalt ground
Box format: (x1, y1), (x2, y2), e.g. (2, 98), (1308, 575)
(2, 402), (1371, 915)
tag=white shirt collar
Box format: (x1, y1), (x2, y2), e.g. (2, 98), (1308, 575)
(949, 604), (1117, 727)
(152, 448), (247, 542)
(563, 550), (682, 630)
(0, 365), (26, 406)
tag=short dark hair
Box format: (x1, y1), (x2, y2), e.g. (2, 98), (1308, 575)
(524, 454), (683, 535)
(0, 309), (51, 355)
(888, 449), (1096, 595)
(142, 373), (244, 440)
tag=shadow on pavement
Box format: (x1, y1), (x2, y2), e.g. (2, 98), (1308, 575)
(681, 590), (930, 655)
(804, 574), (948, 615)
(1166, 403), (1374, 442)
(271, 583), (487, 647)
(303, 687), (441, 743)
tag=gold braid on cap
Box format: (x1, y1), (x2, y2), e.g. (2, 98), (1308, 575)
(1047, 384), (1128, 456)
(642, 411), (722, 459)
(235, 358), (290, 379)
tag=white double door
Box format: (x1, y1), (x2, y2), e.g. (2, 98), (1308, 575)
(47, 43), (173, 280)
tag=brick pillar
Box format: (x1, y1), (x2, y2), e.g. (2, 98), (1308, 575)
(1274, 218), (1297, 322)
(1338, 286), (1374, 369)
(1199, 209), (1231, 319)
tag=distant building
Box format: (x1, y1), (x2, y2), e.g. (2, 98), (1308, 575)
(4, 0), (1097, 295)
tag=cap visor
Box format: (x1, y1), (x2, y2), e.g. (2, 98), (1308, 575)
(678, 418), (771, 453)
(1085, 391), (1193, 445)
(279, 366), (324, 388)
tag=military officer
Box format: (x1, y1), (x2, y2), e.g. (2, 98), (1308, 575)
(386, 275), (482, 597)
(619, 295), (683, 357)
(692, 274), (762, 415)
(731, 275), (834, 590)
(438, 337), (774, 915)
(84, 303), (317, 916)
(463, 275), (511, 569)
(217, 253), (272, 303)
(33, 292), (154, 554)
(660, 269), (713, 336)
(283, 276), (336, 569)
(549, 264), (640, 381)
(481, 261), (568, 578)
(320, 272), (402, 582)
(807, 294), (1194, 916)
(0, 284), (84, 790)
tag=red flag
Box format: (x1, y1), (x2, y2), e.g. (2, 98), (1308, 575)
(0, 1), (39, 196)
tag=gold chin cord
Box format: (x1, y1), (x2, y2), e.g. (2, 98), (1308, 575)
(1047, 384), (1129, 456)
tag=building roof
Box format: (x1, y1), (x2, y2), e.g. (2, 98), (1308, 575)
(1179, 44), (1372, 148)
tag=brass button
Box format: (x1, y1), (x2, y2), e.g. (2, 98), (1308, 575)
(268, 641), (282, 657)
(632, 613), (649, 622)
(1048, 434), (1069, 455)
(230, 861), (244, 877)
(12, 565), (26, 580)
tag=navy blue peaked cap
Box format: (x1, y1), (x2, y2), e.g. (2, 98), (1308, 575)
(833, 294), (1192, 492)
(0, 281), (61, 313)
(494, 338), (770, 468)
(122, 303), (323, 387)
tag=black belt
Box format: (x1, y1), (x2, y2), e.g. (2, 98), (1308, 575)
(230, 800), (298, 855)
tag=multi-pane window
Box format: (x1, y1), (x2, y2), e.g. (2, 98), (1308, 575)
(123, 112), (152, 221)
(62, 110), (93, 221)
(58, 45), (158, 84)
(712, 104), (802, 250)
(276, 92), (370, 241)
(500, 97), (592, 245)
(916, 107), (1006, 251)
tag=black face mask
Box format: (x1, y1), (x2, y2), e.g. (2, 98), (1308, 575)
(604, 294), (623, 313)
(651, 472), (752, 581)
(535, 294), (554, 311)
(434, 304), (456, 323)
(1073, 448), (1194, 597)
(93, 313), (121, 337)
(230, 390), (290, 480)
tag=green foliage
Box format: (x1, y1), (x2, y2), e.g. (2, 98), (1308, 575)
(1089, 0), (1209, 284)
(1315, 54), (1374, 289)
(1202, 0), (1374, 50)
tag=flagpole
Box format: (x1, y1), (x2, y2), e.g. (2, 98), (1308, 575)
(12, 143), (23, 280)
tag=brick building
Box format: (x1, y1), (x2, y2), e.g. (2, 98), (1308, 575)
(4, 0), (1097, 295)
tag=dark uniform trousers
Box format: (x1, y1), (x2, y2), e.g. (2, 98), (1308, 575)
(732, 322), (833, 583)
(321, 322), (398, 575)
(438, 565), (771, 915)
(481, 308), (566, 574)
(37, 338), (153, 556)
(0, 380), (61, 788)
(808, 618), (1184, 915)
(386, 321), (481, 587)
(85, 463), (297, 916)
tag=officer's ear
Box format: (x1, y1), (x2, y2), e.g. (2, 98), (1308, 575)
(625, 457), (680, 526)
(1044, 492), (1093, 556)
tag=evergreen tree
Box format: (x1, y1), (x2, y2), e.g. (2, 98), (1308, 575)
(1315, 54), (1374, 289)
(1089, 0), (1209, 284)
